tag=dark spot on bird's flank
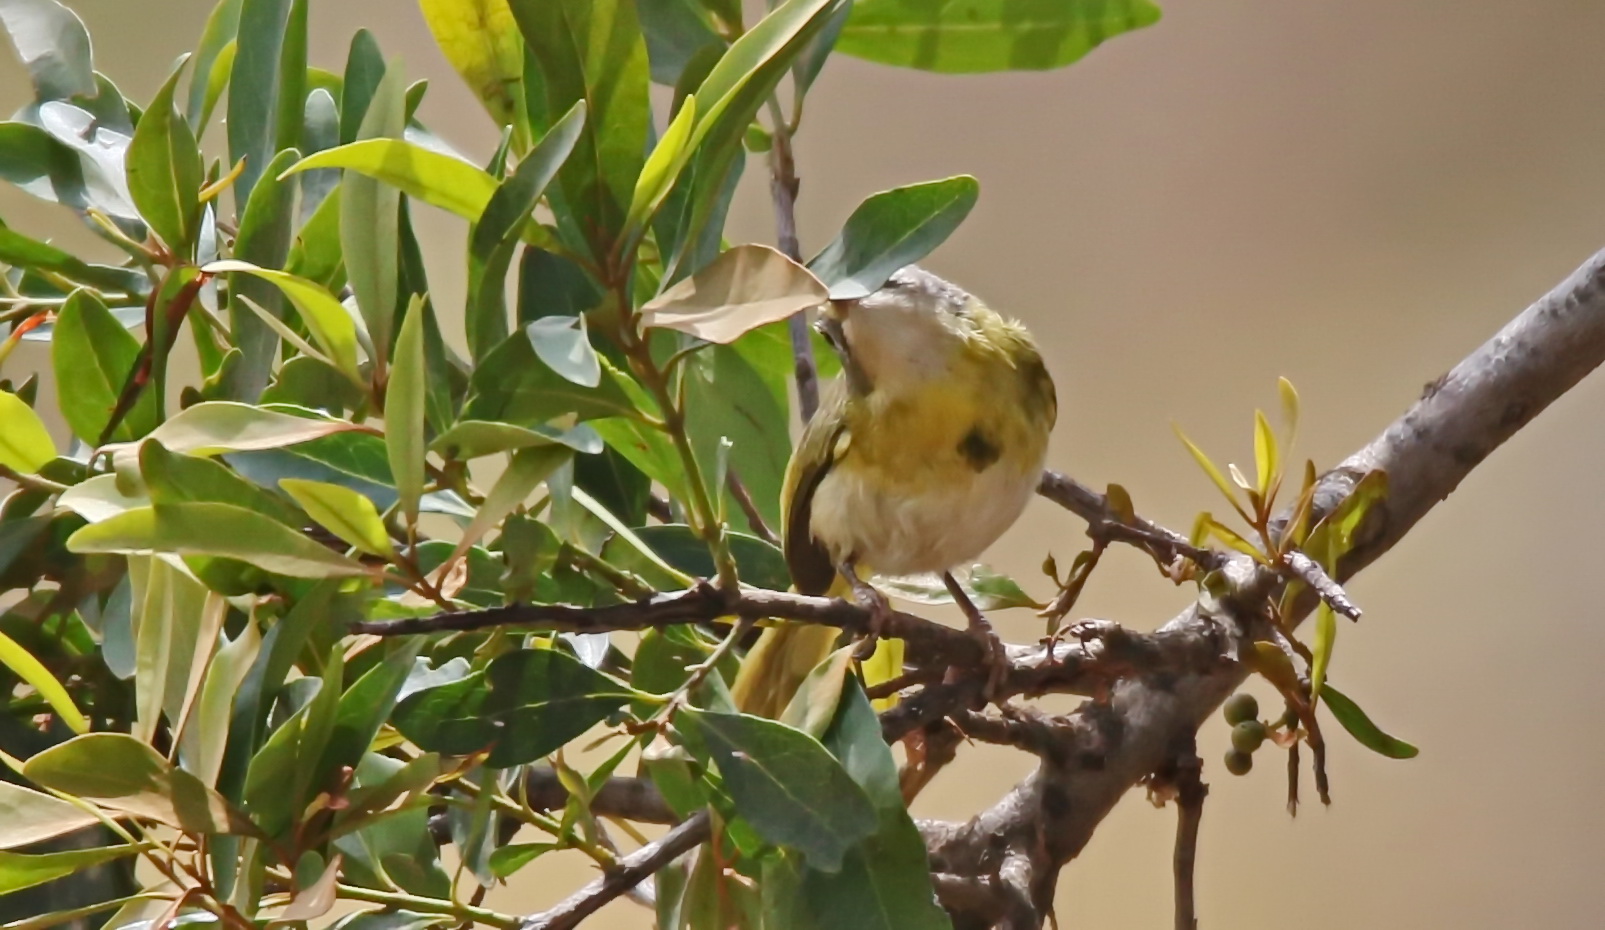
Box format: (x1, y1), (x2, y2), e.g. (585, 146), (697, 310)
(958, 427), (1001, 471)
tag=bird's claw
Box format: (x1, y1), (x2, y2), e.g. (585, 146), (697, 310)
(851, 581), (894, 660)
(967, 617), (1011, 705)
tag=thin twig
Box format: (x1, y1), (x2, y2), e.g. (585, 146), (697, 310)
(520, 812), (711, 930)
(725, 467), (778, 545)
(765, 96), (819, 421)
(1281, 549), (1361, 620)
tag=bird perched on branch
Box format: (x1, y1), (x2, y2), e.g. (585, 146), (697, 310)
(731, 266), (1058, 717)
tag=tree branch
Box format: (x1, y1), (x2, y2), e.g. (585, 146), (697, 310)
(924, 244), (1605, 925)
(520, 812), (710, 930)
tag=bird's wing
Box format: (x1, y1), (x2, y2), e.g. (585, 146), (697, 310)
(782, 380), (849, 595)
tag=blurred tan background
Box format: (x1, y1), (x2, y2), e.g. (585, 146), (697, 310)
(8, 1), (1605, 927)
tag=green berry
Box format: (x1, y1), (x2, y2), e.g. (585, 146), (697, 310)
(1223, 693), (1259, 726)
(1224, 749), (1253, 776)
(1231, 720), (1267, 754)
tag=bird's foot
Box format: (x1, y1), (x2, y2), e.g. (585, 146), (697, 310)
(849, 577), (894, 660)
(943, 572), (1010, 704)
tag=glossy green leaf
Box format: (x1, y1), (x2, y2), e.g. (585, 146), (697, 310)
(243, 648), (343, 839)
(224, 146), (300, 400)
(605, 524), (790, 591)
(227, 0), (295, 199)
(878, 564), (1040, 611)
(126, 55), (203, 253)
(1173, 423), (1252, 524)
(807, 176), (979, 300)
(836, 0), (1161, 74)
(183, 616), (261, 787)
(0, 391), (54, 473)
(637, 0), (723, 86)
(466, 100), (586, 360)
(0, 223), (145, 294)
(68, 501), (371, 579)
(681, 709), (876, 871)
(282, 139), (497, 222)
(185, 0), (242, 125)
(387, 295), (427, 528)
(279, 478), (394, 558)
(465, 333), (640, 425)
(443, 444), (570, 572)
(644, 244), (828, 343)
(205, 260), (362, 383)
(1321, 684), (1419, 760)
(339, 29), (384, 144)
(778, 683), (951, 930)
(49, 289), (154, 444)
(626, 92), (697, 236)
(342, 59), (405, 361)
(0, 781), (101, 850)
(430, 420), (600, 460)
(524, 315), (601, 388)
(195, 40), (237, 138)
(1252, 409), (1278, 496)
(1277, 376), (1300, 451)
(0, 0), (95, 100)
(0, 121), (88, 210)
(108, 402), (359, 470)
(0, 844), (147, 896)
(418, 0), (525, 133)
(0, 627), (86, 732)
(1305, 469), (1388, 569)
(23, 732), (248, 833)
(392, 646), (636, 767)
(509, 0), (650, 259)
(1310, 602), (1335, 701)
(683, 344), (790, 531)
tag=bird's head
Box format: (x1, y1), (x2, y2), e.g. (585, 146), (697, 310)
(817, 266), (980, 395)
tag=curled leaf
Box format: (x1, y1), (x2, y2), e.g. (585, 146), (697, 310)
(642, 244), (828, 344)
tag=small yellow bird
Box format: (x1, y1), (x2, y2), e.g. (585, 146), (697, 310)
(731, 266), (1057, 717)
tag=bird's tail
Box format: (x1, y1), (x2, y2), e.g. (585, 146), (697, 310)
(729, 576), (905, 718)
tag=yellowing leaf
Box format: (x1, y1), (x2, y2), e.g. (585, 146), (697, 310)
(279, 139), (497, 224)
(1206, 518), (1268, 563)
(202, 260), (362, 383)
(1252, 409), (1277, 495)
(0, 630), (87, 734)
(1278, 376), (1300, 448)
(1172, 424), (1251, 523)
(0, 391), (55, 474)
(642, 244), (828, 344)
(418, 0), (524, 129)
(626, 93), (696, 236)
(279, 478), (395, 558)
(1310, 602), (1336, 701)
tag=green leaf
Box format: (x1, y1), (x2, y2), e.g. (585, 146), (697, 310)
(807, 176), (979, 300)
(0, 0), (95, 100)
(126, 55), (203, 254)
(467, 100), (587, 361)
(391, 647), (637, 767)
(443, 444), (570, 571)
(342, 59), (406, 361)
(279, 478), (395, 558)
(1252, 409), (1278, 496)
(49, 289), (154, 444)
(227, 0), (296, 199)
(465, 333), (641, 425)
(0, 627), (86, 732)
(683, 344), (790, 531)
(387, 295), (427, 528)
(431, 420), (600, 460)
(282, 139), (497, 223)
(1173, 423), (1251, 524)
(1310, 603), (1335, 701)
(637, 0), (723, 86)
(626, 92), (697, 236)
(68, 501), (371, 579)
(418, 0), (526, 134)
(0, 781), (100, 851)
(836, 0), (1162, 74)
(0, 844), (147, 896)
(606, 524), (790, 591)
(0, 120), (88, 211)
(681, 709), (876, 871)
(183, 616), (262, 787)
(339, 29), (385, 144)
(879, 564), (1040, 611)
(524, 315), (600, 388)
(107, 402), (359, 470)
(224, 146), (301, 400)
(243, 648), (343, 839)
(508, 0), (650, 260)
(185, 0), (242, 126)
(644, 244), (828, 343)
(23, 732), (250, 833)
(777, 683), (951, 930)
(205, 260), (363, 384)
(0, 390), (54, 473)
(1304, 469), (1388, 569)
(1321, 683), (1419, 760)
(0, 223), (145, 293)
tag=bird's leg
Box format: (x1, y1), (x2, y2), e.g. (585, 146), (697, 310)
(837, 558), (893, 656)
(943, 571), (1009, 703)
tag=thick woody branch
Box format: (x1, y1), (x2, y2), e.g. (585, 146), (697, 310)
(928, 245), (1605, 925)
(521, 812), (711, 930)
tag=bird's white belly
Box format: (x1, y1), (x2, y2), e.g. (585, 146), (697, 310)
(809, 454), (1043, 577)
